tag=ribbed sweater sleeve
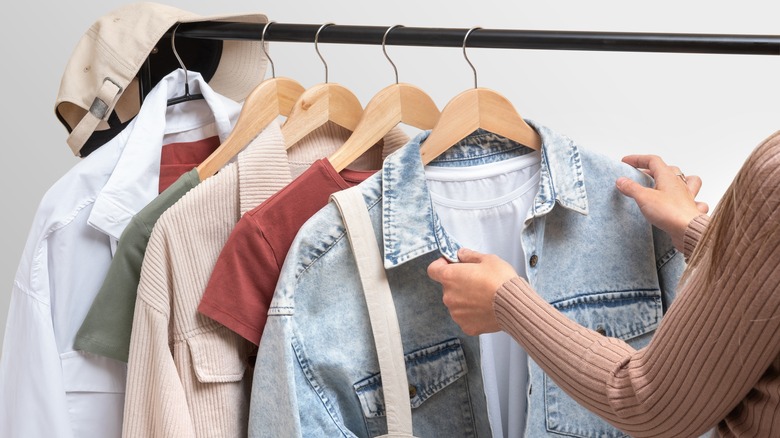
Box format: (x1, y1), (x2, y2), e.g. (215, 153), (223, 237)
(494, 131), (780, 437)
(683, 214), (710, 261)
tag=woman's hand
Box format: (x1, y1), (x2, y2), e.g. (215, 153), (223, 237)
(428, 248), (519, 336)
(617, 155), (709, 251)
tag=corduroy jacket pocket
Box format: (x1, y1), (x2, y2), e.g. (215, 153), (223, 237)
(187, 326), (247, 383)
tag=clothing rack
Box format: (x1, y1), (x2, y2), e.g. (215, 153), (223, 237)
(139, 22), (780, 98)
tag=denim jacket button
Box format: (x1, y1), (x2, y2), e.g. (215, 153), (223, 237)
(408, 384), (417, 399)
(595, 326), (607, 336)
(529, 254), (539, 268)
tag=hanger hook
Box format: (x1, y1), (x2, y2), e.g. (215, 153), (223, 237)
(171, 23), (191, 96)
(261, 21), (276, 78)
(462, 26), (481, 89)
(382, 25), (404, 84)
(315, 23), (335, 83)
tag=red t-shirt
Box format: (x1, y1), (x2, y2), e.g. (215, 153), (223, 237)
(198, 159), (375, 345)
(159, 136), (219, 192)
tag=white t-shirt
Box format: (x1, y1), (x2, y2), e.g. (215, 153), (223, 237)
(426, 152), (541, 438)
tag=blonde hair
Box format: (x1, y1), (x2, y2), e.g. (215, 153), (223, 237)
(683, 131), (780, 286)
(681, 178), (734, 284)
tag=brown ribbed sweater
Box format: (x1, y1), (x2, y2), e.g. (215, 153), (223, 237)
(494, 131), (780, 437)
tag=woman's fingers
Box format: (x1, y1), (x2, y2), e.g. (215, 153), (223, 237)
(622, 154), (667, 177)
(685, 175), (703, 197)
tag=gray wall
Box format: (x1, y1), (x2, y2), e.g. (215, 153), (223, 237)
(1, 0), (779, 353)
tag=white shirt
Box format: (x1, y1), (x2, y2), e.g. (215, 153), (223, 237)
(426, 152), (541, 438)
(0, 69), (240, 438)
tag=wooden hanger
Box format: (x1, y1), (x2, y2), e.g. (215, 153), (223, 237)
(196, 22), (305, 180)
(419, 27), (541, 165)
(281, 23), (363, 149)
(329, 25), (440, 172)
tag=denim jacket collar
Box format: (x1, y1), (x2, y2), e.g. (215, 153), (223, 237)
(381, 122), (588, 269)
(528, 120), (589, 217)
(381, 131), (460, 269)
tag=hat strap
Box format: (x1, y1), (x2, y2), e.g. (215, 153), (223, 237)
(67, 77), (123, 156)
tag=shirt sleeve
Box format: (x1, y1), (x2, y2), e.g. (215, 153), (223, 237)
(123, 230), (196, 437)
(1, 212), (126, 438)
(493, 137), (780, 437)
(198, 216), (282, 346)
(683, 214), (710, 260)
(0, 282), (73, 437)
(248, 281), (347, 437)
(74, 217), (149, 362)
(248, 313), (303, 437)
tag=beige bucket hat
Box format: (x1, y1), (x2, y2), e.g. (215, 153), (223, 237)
(55, 2), (267, 156)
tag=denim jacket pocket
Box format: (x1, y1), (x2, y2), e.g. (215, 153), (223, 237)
(187, 326), (247, 383)
(353, 338), (479, 437)
(543, 289), (663, 438)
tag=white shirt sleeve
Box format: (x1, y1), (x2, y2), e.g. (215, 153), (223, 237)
(1, 205), (125, 438)
(0, 279), (74, 437)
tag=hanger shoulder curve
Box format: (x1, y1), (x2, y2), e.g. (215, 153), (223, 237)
(329, 83), (440, 172)
(327, 84), (365, 130)
(196, 77), (305, 180)
(420, 87), (540, 165)
(273, 77), (308, 115)
(281, 83), (363, 149)
(397, 83), (440, 129)
(419, 89), (480, 165)
(476, 88), (541, 150)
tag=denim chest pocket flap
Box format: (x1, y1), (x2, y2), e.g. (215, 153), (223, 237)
(543, 289), (662, 438)
(353, 338), (468, 418)
(187, 326), (247, 383)
(552, 288), (663, 340)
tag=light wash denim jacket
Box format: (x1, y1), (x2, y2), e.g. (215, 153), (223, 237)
(249, 123), (684, 438)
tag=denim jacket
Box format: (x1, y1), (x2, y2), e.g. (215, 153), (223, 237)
(249, 123), (684, 438)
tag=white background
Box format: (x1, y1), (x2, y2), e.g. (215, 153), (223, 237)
(0, 0), (778, 352)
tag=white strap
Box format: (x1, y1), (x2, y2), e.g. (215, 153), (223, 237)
(67, 78), (123, 156)
(331, 187), (414, 436)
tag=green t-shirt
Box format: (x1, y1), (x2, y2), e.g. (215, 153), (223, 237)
(74, 169), (200, 362)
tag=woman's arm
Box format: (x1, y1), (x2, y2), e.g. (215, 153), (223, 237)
(493, 199), (779, 436)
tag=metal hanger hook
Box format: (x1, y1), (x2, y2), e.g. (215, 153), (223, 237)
(382, 25), (404, 84)
(261, 21), (277, 78)
(462, 26), (482, 89)
(171, 23), (191, 96)
(315, 23), (335, 83)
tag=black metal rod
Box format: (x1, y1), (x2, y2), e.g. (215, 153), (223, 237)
(173, 22), (780, 55)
